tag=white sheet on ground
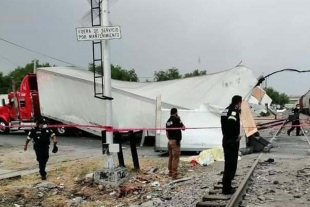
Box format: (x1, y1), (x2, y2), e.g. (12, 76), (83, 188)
(181, 147), (242, 166)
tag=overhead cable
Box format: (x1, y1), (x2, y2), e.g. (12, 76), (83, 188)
(0, 37), (78, 67)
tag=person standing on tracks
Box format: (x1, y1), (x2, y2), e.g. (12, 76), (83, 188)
(166, 108), (185, 180)
(220, 95), (242, 195)
(24, 118), (58, 180)
(287, 104), (301, 136)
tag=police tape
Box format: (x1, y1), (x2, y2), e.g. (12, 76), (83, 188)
(1, 123), (310, 132)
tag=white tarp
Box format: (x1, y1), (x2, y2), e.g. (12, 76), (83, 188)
(36, 65), (258, 142)
(156, 104), (247, 151)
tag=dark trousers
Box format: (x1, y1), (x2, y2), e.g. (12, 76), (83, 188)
(34, 145), (49, 177)
(222, 142), (239, 191)
(287, 120), (300, 136)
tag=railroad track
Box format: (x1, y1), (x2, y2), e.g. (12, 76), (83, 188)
(195, 123), (310, 207)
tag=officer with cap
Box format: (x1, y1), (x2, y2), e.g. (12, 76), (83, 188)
(220, 95), (242, 195)
(24, 118), (58, 180)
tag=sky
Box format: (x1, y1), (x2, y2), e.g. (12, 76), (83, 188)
(1, 0), (310, 96)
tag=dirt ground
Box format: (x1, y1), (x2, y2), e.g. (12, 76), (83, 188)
(0, 144), (258, 207)
(0, 111), (305, 207)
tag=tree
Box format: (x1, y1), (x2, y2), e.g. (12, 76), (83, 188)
(88, 63), (139, 82)
(184, 69), (207, 78)
(153, 68), (207, 81)
(154, 67), (182, 81)
(264, 87), (290, 106)
(0, 60), (50, 94)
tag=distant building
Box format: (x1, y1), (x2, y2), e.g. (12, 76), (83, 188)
(285, 95), (300, 108)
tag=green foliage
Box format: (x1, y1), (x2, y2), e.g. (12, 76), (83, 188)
(88, 63), (139, 82)
(154, 68), (207, 82)
(0, 60), (50, 94)
(264, 87), (290, 106)
(184, 69), (207, 78)
(154, 67), (182, 82)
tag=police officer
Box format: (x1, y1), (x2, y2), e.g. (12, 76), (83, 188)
(166, 108), (185, 180)
(287, 104), (301, 136)
(24, 118), (58, 180)
(221, 95), (242, 195)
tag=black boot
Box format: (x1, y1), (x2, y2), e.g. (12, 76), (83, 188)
(222, 188), (236, 195)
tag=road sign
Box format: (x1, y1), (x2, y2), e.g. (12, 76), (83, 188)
(76, 26), (121, 41)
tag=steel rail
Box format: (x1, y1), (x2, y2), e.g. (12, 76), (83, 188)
(225, 119), (310, 207)
(225, 153), (262, 207)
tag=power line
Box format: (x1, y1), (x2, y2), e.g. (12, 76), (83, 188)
(0, 54), (22, 67)
(0, 36), (78, 67)
(255, 68), (310, 88)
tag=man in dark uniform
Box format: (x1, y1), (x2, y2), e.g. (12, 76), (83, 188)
(287, 104), (301, 136)
(166, 108), (185, 180)
(24, 118), (58, 180)
(221, 95), (242, 195)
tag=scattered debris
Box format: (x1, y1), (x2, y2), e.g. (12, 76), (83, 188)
(165, 177), (193, 186)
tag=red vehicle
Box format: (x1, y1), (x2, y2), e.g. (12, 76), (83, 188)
(0, 73), (66, 135)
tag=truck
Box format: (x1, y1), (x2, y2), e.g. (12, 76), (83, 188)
(0, 66), (163, 137)
(0, 72), (68, 135)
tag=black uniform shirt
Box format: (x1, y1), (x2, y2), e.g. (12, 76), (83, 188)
(292, 108), (300, 120)
(166, 115), (184, 140)
(221, 104), (240, 142)
(27, 127), (55, 146)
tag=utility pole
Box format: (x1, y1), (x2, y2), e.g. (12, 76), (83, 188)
(102, 0), (114, 169)
(33, 59), (36, 74)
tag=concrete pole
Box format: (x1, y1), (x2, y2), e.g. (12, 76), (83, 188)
(33, 59), (36, 74)
(101, 0), (114, 168)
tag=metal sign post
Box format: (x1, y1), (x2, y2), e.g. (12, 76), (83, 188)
(101, 0), (114, 169)
(76, 0), (122, 170)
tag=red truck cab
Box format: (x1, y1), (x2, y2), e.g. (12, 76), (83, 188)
(0, 74), (41, 134)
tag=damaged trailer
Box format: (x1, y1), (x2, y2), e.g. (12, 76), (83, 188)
(0, 65), (268, 152)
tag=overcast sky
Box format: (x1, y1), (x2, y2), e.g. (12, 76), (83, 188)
(1, 0), (310, 96)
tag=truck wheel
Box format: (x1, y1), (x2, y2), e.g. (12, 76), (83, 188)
(56, 127), (66, 136)
(0, 119), (9, 134)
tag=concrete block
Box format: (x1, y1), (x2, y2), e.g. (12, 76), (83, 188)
(0, 172), (21, 181)
(213, 184), (237, 190)
(208, 190), (222, 195)
(196, 201), (226, 207)
(94, 167), (128, 188)
(202, 195), (231, 201)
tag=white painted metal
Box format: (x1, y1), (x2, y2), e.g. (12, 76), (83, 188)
(76, 26), (121, 41)
(102, 0), (113, 145)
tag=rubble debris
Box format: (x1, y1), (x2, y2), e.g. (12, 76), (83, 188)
(118, 186), (143, 198)
(148, 167), (158, 174)
(165, 177), (193, 186)
(84, 173), (94, 182)
(150, 181), (160, 187)
(264, 158), (274, 163)
(37, 192), (44, 198)
(133, 176), (150, 184)
(73, 197), (83, 205)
